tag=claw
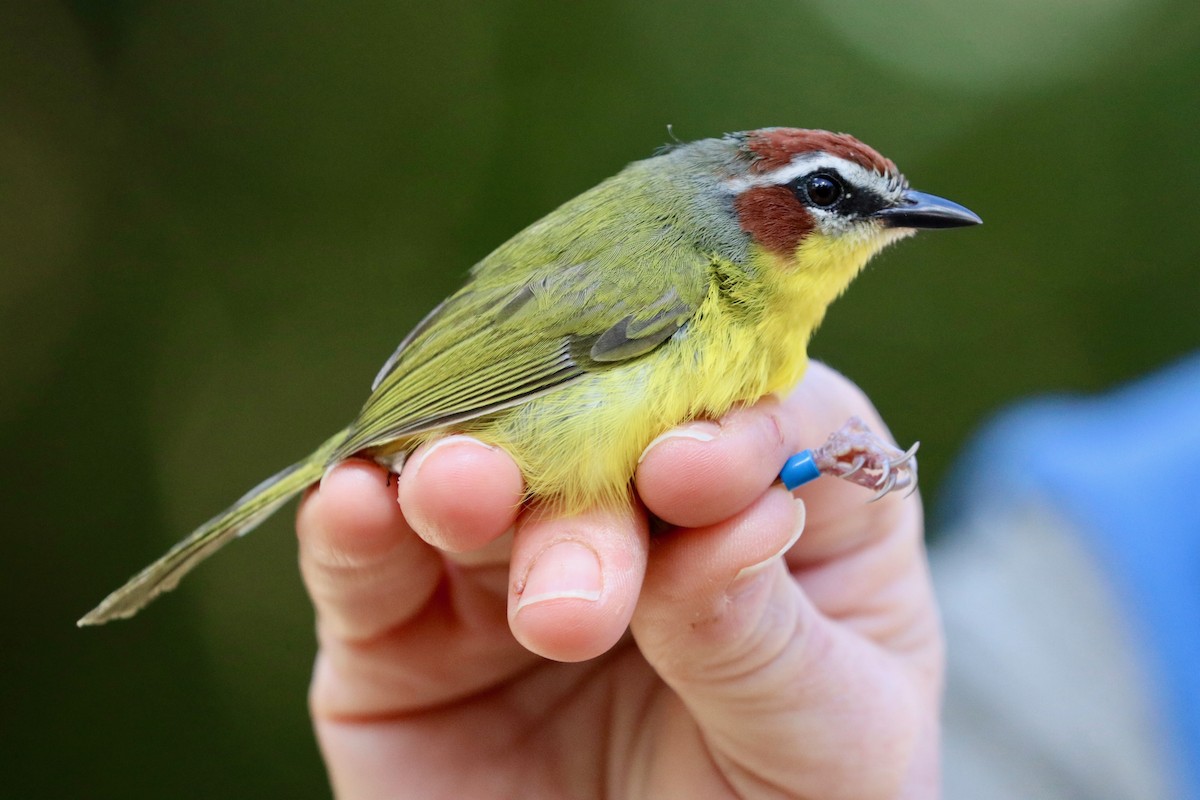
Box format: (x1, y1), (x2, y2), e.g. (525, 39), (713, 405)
(894, 441), (920, 467)
(876, 458), (892, 488)
(841, 455), (866, 478)
(869, 472), (897, 502)
(809, 417), (921, 502)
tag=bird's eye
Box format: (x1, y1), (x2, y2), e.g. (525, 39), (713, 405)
(804, 173), (844, 208)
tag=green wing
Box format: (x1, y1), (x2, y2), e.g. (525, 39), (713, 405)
(330, 248), (710, 462)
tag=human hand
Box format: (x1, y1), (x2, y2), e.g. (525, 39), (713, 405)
(296, 362), (943, 799)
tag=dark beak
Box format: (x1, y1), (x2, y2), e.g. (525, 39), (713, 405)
(874, 190), (982, 230)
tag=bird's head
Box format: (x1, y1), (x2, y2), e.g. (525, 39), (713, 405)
(713, 127), (980, 280)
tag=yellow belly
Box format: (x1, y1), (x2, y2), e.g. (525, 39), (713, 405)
(454, 272), (814, 513)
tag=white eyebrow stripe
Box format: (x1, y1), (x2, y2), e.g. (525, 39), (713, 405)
(725, 154), (894, 196)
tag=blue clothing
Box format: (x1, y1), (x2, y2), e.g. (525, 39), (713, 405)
(944, 354), (1200, 800)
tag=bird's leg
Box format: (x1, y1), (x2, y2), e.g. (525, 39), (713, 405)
(811, 416), (919, 501)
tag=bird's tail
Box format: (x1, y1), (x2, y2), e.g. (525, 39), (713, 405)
(77, 428), (350, 627)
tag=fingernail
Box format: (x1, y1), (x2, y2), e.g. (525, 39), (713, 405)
(727, 499), (806, 594)
(404, 435), (495, 478)
(515, 540), (603, 612)
(637, 422), (720, 464)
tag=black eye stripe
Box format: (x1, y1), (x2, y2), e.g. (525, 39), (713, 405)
(786, 170), (888, 218)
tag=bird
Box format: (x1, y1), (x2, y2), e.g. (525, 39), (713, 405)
(79, 127), (980, 626)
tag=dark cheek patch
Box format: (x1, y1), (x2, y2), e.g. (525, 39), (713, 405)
(734, 185), (814, 257)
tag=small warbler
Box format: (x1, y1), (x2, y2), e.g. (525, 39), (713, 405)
(80, 128), (979, 626)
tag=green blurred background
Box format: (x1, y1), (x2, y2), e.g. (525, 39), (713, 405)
(3, 0), (1198, 796)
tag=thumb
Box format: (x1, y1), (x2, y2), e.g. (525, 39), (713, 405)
(630, 488), (923, 800)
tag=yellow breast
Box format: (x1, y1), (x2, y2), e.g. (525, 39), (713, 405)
(451, 238), (865, 513)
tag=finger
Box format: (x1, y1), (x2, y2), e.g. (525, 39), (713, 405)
(635, 395), (796, 528)
(631, 487), (927, 800)
(297, 460), (443, 643)
(398, 435), (525, 554)
(637, 362), (882, 529)
(507, 502), (649, 663)
(303, 461), (536, 720)
(638, 361), (934, 653)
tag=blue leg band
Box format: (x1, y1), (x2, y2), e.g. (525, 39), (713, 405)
(780, 450), (821, 491)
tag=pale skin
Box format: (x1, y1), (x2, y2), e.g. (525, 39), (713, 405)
(296, 362), (943, 799)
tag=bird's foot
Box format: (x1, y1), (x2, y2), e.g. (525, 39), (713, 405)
(812, 417), (919, 501)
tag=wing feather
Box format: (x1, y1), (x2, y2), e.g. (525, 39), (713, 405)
(332, 212), (716, 463)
